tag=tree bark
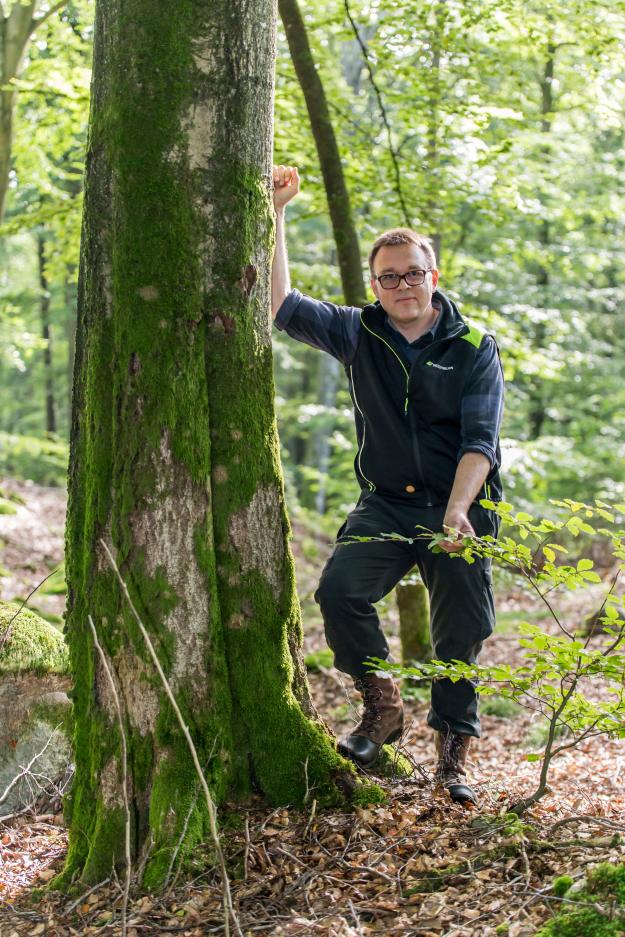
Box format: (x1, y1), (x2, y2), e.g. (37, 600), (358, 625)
(278, 0), (366, 307)
(64, 0), (354, 890)
(37, 233), (56, 434)
(64, 272), (77, 416)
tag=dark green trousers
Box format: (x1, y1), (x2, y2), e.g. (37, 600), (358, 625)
(314, 492), (498, 737)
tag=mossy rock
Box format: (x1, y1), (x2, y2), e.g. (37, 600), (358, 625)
(361, 743), (414, 780)
(0, 601), (69, 675)
(535, 862), (625, 936)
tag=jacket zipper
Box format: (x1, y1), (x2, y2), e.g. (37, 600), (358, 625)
(360, 320), (410, 414)
(349, 366), (376, 492)
(360, 319), (434, 502)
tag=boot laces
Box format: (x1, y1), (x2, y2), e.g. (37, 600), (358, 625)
(437, 732), (467, 782)
(354, 678), (383, 733)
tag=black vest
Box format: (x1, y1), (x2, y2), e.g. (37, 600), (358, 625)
(346, 290), (503, 505)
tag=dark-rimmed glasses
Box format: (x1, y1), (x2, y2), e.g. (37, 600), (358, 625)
(374, 269), (432, 290)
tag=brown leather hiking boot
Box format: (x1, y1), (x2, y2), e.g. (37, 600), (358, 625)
(434, 730), (477, 805)
(338, 673), (404, 767)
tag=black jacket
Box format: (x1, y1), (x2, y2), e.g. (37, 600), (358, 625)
(347, 291), (503, 505)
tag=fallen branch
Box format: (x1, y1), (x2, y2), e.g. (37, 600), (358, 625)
(548, 813), (625, 835)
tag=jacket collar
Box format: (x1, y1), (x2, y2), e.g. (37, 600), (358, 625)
(361, 289), (468, 343)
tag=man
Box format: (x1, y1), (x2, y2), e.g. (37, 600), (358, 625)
(271, 164), (504, 805)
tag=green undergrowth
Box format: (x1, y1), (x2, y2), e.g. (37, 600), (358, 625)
(304, 647), (334, 671)
(495, 608), (550, 634)
(39, 564), (68, 596)
(0, 600), (69, 674)
(0, 486), (25, 506)
(536, 862), (625, 936)
(0, 432), (69, 486)
(481, 696), (523, 719)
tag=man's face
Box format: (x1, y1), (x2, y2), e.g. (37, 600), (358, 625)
(370, 244), (439, 324)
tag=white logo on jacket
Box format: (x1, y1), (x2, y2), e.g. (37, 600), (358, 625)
(426, 361), (454, 371)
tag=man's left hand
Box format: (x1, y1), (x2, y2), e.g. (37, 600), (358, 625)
(440, 508), (475, 553)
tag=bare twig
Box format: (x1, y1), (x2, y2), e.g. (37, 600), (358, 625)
(548, 813), (625, 835)
(303, 797), (317, 839)
(87, 614), (131, 936)
(243, 815), (251, 882)
(0, 726), (61, 805)
(64, 877), (112, 915)
(100, 539), (242, 937)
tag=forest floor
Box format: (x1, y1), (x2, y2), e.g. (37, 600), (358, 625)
(1, 476), (624, 937)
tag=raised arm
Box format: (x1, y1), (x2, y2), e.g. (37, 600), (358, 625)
(271, 164), (300, 318)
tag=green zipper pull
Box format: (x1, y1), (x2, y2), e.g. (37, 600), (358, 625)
(404, 396), (408, 415)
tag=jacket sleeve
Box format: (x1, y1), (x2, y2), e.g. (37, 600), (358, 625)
(273, 289), (361, 365)
(458, 336), (504, 468)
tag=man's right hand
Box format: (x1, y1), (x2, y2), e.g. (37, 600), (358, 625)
(273, 164), (300, 211)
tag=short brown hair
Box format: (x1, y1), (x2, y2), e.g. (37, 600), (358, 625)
(368, 228), (437, 273)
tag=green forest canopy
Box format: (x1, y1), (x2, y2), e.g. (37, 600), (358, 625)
(1, 0), (625, 517)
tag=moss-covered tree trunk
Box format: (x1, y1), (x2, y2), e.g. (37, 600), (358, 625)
(64, 0), (354, 890)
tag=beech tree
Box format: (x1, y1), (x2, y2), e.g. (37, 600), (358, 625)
(63, 0), (354, 888)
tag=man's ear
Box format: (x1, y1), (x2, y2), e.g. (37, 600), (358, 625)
(432, 269), (440, 290)
(370, 276), (379, 299)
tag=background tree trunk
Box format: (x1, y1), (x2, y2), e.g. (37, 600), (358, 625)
(279, 0), (366, 307)
(528, 42), (556, 440)
(64, 0), (353, 890)
(396, 580), (431, 666)
(37, 232), (56, 434)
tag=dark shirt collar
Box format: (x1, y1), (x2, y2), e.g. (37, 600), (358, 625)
(383, 298), (442, 348)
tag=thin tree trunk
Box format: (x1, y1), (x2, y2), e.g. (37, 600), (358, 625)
(279, 0), (366, 307)
(0, 2), (37, 221)
(396, 580), (431, 665)
(64, 272), (77, 417)
(64, 0), (354, 890)
(37, 232), (56, 434)
(424, 1), (446, 264)
(528, 43), (556, 440)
